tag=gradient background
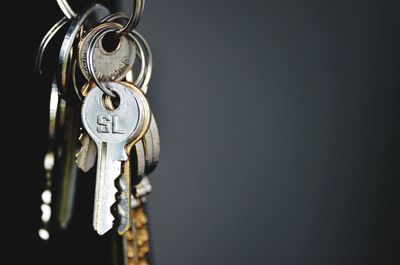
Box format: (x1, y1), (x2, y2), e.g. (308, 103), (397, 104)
(7, 0), (400, 264)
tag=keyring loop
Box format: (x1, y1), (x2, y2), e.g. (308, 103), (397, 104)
(103, 12), (153, 89)
(74, 15), (151, 101)
(133, 30), (153, 90)
(56, 0), (76, 19)
(116, 0), (145, 36)
(56, 0), (145, 35)
(87, 27), (117, 97)
(36, 17), (69, 75)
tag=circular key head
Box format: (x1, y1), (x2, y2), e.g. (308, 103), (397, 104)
(81, 82), (145, 145)
(78, 22), (136, 82)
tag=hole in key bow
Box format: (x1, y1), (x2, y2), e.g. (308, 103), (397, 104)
(101, 32), (121, 54)
(102, 92), (121, 111)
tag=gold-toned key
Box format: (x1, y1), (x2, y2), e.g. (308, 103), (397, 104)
(123, 207), (150, 265)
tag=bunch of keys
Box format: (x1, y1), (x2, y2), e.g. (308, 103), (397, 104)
(37, 1), (160, 262)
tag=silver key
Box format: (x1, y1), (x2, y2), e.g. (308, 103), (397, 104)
(39, 77), (66, 240)
(76, 131), (97, 172)
(81, 82), (150, 235)
(76, 90), (156, 175)
(78, 22), (136, 82)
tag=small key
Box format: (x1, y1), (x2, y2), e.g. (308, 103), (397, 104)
(39, 77), (66, 240)
(143, 113), (160, 175)
(76, 131), (97, 172)
(58, 101), (81, 229)
(75, 91), (155, 175)
(78, 22), (136, 82)
(82, 82), (150, 235)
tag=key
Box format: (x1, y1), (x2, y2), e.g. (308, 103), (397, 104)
(76, 131), (97, 172)
(122, 207), (151, 265)
(58, 100), (81, 228)
(39, 77), (66, 240)
(116, 140), (146, 234)
(77, 91), (154, 234)
(112, 207), (151, 265)
(78, 22), (136, 83)
(81, 82), (150, 235)
(76, 90), (157, 175)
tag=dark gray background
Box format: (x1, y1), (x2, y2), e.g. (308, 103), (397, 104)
(7, 0), (400, 264)
(133, 1), (400, 264)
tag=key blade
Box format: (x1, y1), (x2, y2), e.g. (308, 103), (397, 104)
(76, 132), (97, 172)
(93, 143), (121, 235)
(58, 103), (80, 229)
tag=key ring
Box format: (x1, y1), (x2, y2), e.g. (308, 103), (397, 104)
(86, 23), (149, 97)
(72, 14), (152, 101)
(56, 0), (145, 35)
(36, 17), (69, 75)
(116, 0), (145, 36)
(101, 12), (153, 90)
(56, 0), (76, 19)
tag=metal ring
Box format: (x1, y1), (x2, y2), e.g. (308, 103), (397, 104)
(57, 4), (109, 98)
(56, 0), (145, 34)
(116, 0), (145, 36)
(56, 0), (77, 19)
(71, 59), (83, 102)
(71, 17), (150, 101)
(129, 32), (147, 87)
(132, 30), (153, 91)
(36, 17), (69, 75)
(104, 12), (153, 90)
(100, 12), (127, 23)
(86, 27), (120, 97)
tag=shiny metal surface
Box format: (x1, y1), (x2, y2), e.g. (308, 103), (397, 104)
(103, 12), (153, 91)
(36, 17), (69, 75)
(78, 22), (136, 83)
(56, 0), (76, 19)
(75, 132), (97, 172)
(39, 77), (64, 240)
(58, 101), (80, 229)
(81, 82), (150, 235)
(117, 140), (145, 234)
(86, 15), (151, 97)
(57, 4), (109, 97)
(144, 114), (160, 175)
(117, 0), (146, 36)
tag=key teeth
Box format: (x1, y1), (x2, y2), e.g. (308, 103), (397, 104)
(112, 171), (130, 235)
